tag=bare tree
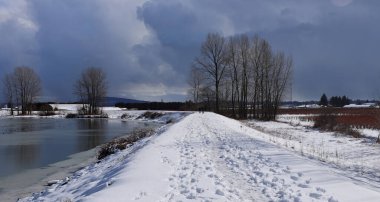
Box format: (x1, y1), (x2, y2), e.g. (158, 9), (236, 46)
(74, 67), (107, 115)
(196, 33), (227, 113)
(187, 65), (205, 104)
(271, 52), (293, 119)
(226, 36), (241, 118)
(11, 67), (42, 115)
(238, 34), (250, 119)
(191, 33), (293, 120)
(2, 74), (15, 115)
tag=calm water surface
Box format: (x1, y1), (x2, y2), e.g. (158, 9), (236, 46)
(0, 118), (159, 200)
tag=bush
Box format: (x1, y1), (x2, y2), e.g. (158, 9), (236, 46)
(97, 128), (155, 160)
(313, 112), (362, 138)
(333, 124), (362, 138)
(38, 111), (56, 116)
(121, 113), (132, 119)
(137, 111), (164, 120)
(313, 114), (337, 131)
(65, 113), (78, 118)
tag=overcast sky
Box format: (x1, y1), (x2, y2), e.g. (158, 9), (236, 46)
(0, 0), (379, 102)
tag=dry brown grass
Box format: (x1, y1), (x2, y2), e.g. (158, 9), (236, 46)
(97, 128), (155, 160)
(279, 108), (380, 129)
(313, 112), (362, 138)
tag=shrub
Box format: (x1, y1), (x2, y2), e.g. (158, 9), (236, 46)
(334, 124), (362, 138)
(137, 111), (164, 120)
(314, 112), (362, 138)
(121, 113), (132, 119)
(313, 114), (337, 131)
(97, 128), (155, 160)
(65, 113), (78, 118)
(38, 111), (56, 116)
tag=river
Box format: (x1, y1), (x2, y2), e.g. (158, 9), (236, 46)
(0, 118), (160, 201)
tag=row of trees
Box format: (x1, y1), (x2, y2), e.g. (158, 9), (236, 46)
(189, 33), (293, 120)
(319, 93), (351, 107)
(2, 67), (107, 115)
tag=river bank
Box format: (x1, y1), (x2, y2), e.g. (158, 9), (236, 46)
(0, 110), (188, 201)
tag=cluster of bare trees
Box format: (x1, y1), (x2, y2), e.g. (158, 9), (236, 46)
(189, 33), (293, 120)
(2, 67), (42, 115)
(1, 66), (107, 116)
(74, 67), (107, 115)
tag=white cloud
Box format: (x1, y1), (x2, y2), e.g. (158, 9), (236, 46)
(331, 0), (354, 7)
(0, 0), (38, 31)
(120, 83), (187, 101)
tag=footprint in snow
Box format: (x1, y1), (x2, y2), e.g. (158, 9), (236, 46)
(186, 193), (196, 199)
(215, 189), (225, 196)
(290, 176), (299, 181)
(196, 187), (204, 193)
(328, 196), (339, 202)
(180, 189), (189, 195)
(309, 192), (322, 199)
(133, 191), (147, 200)
(269, 168), (277, 173)
(305, 178), (312, 184)
(179, 173), (187, 178)
(293, 196), (302, 202)
(316, 187), (326, 193)
(298, 183), (310, 188)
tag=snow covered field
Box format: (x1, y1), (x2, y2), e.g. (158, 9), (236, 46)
(0, 106), (188, 122)
(21, 112), (380, 201)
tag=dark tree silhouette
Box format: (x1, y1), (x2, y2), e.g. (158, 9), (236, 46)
(319, 93), (328, 106)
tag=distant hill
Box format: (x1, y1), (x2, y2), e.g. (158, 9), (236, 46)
(103, 97), (147, 107)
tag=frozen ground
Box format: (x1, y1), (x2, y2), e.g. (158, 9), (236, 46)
(21, 112), (380, 201)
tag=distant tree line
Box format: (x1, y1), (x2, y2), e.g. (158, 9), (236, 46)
(189, 33), (293, 120)
(319, 93), (351, 107)
(330, 96), (350, 107)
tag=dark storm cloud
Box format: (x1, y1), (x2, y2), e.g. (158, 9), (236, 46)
(138, 0), (380, 100)
(1, 0), (379, 101)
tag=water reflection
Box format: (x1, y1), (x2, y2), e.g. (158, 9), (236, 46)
(0, 119), (54, 135)
(0, 119), (159, 180)
(3, 144), (39, 175)
(76, 119), (107, 151)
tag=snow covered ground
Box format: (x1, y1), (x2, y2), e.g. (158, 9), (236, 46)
(0, 107), (187, 122)
(21, 112), (380, 201)
(246, 118), (380, 193)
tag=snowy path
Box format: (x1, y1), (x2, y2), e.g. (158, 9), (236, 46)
(24, 112), (380, 201)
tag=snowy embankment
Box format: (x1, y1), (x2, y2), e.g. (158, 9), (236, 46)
(22, 112), (380, 201)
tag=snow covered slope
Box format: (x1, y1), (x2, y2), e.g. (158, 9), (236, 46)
(22, 112), (380, 201)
